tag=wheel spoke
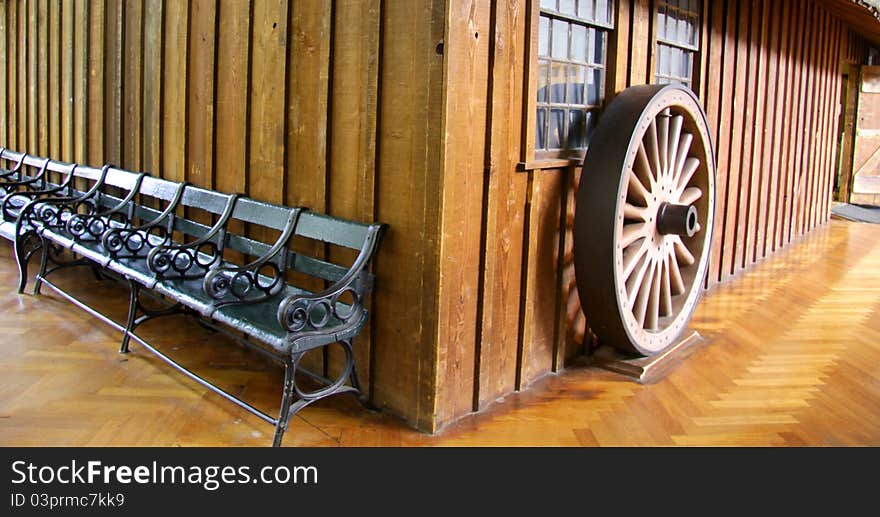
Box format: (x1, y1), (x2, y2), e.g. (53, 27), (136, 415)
(679, 186), (702, 205)
(646, 119), (662, 183)
(676, 157), (700, 193)
(633, 256), (656, 327)
(668, 248), (686, 295)
(627, 170), (650, 204)
(658, 111), (670, 180)
(646, 258), (662, 330)
(626, 251), (653, 302)
(620, 222), (648, 248)
(673, 133), (693, 186)
(668, 115), (684, 184)
(623, 239), (650, 280)
(635, 143), (656, 189)
(660, 253), (673, 317)
(673, 236), (696, 266)
(624, 203), (648, 221)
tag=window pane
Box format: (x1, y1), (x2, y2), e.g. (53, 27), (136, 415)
(568, 65), (586, 104)
(596, 0), (609, 24)
(559, 0), (576, 15)
(537, 60), (550, 102)
(571, 25), (587, 62)
(538, 16), (550, 57)
(536, 108), (548, 150)
(550, 62), (567, 103)
(593, 30), (605, 64)
(587, 67), (602, 105)
(541, 0), (556, 10)
(569, 110), (585, 149)
(658, 7), (667, 40)
(551, 19), (569, 60)
(578, 0), (594, 20)
(549, 109), (566, 149)
(584, 110), (597, 144)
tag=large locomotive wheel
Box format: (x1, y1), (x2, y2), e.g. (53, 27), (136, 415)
(574, 84), (715, 356)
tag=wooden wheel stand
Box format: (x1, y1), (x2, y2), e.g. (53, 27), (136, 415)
(585, 330), (705, 384)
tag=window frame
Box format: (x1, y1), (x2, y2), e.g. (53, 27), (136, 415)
(651, 0), (704, 92)
(522, 0), (616, 169)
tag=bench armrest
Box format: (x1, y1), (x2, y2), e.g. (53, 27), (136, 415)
(276, 224), (385, 345)
(146, 193), (241, 279)
(102, 182), (189, 259)
(204, 207), (303, 305)
(15, 164), (112, 232)
(1, 164), (77, 221)
(64, 172), (148, 242)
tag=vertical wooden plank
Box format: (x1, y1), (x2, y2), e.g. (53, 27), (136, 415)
(825, 21), (844, 219)
(7, 0), (17, 149)
(18, 0), (27, 150)
(754, 0), (779, 261)
(37, 0), (48, 156)
(804, 9), (826, 233)
(162, 0), (187, 181)
(0, 2), (7, 147)
(435, 0), (489, 420)
(187, 0), (217, 189)
(557, 167), (584, 366)
(214, 0), (249, 196)
(629, 0), (652, 86)
(606, 0), (630, 95)
(87, 0), (104, 164)
(794, 4), (818, 238)
(61, 0), (73, 162)
(706, 0), (730, 284)
(104, 0), (123, 165)
(142, 0), (163, 177)
(768, 0), (792, 255)
(522, 0), (538, 162)
(520, 171), (562, 386)
(28, 0), (38, 152)
(247, 0), (288, 204)
(743, 0), (769, 266)
(720, 0), (744, 278)
(327, 0), (381, 391)
(286, 0), (329, 207)
(782, 0), (807, 246)
(372, 0), (445, 431)
(477, 0), (528, 404)
(73, 0), (88, 163)
(123, 0), (144, 171)
(48, 0), (60, 159)
(812, 12), (832, 230)
(731, 0), (757, 274)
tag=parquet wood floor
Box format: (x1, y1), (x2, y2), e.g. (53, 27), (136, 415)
(0, 219), (878, 446)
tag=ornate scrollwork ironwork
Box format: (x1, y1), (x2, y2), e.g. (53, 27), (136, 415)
(277, 273), (367, 334)
(147, 240), (222, 279)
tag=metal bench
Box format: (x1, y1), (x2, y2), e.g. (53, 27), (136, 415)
(1, 148), (386, 446)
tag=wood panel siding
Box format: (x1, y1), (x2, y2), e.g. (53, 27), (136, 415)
(0, 0), (871, 433)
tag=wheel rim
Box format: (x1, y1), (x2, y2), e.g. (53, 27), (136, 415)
(574, 84), (715, 356)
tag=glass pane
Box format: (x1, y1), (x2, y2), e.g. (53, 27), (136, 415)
(568, 65), (586, 105)
(559, 0), (575, 15)
(549, 109), (565, 149)
(658, 7), (667, 41)
(682, 50), (693, 79)
(597, 0), (609, 24)
(688, 15), (698, 46)
(670, 47), (680, 78)
(571, 25), (587, 62)
(551, 19), (568, 60)
(578, 0), (594, 20)
(593, 30), (605, 65)
(678, 14), (688, 44)
(537, 60), (550, 102)
(587, 67), (602, 105)
(536, 108), (548, 150)
(540, 0), (556, 10)
(569, 110), (585, 148)
(538, 16), (550, 57)
(657, 45), (667, 77)
(584, 110), (596, 145)
(550, 62), (567, 103)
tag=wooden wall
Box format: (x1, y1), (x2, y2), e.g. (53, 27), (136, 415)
(0, 0), (448, 432)
(431, 0), (871, 429)
(0, 0), (872, 433)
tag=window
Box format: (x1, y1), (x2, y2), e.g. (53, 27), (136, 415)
(655, 0), (701, 88)
(534, 0), (613, 159)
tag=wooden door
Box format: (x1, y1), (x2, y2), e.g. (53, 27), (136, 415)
(851, 66), (880, 206)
